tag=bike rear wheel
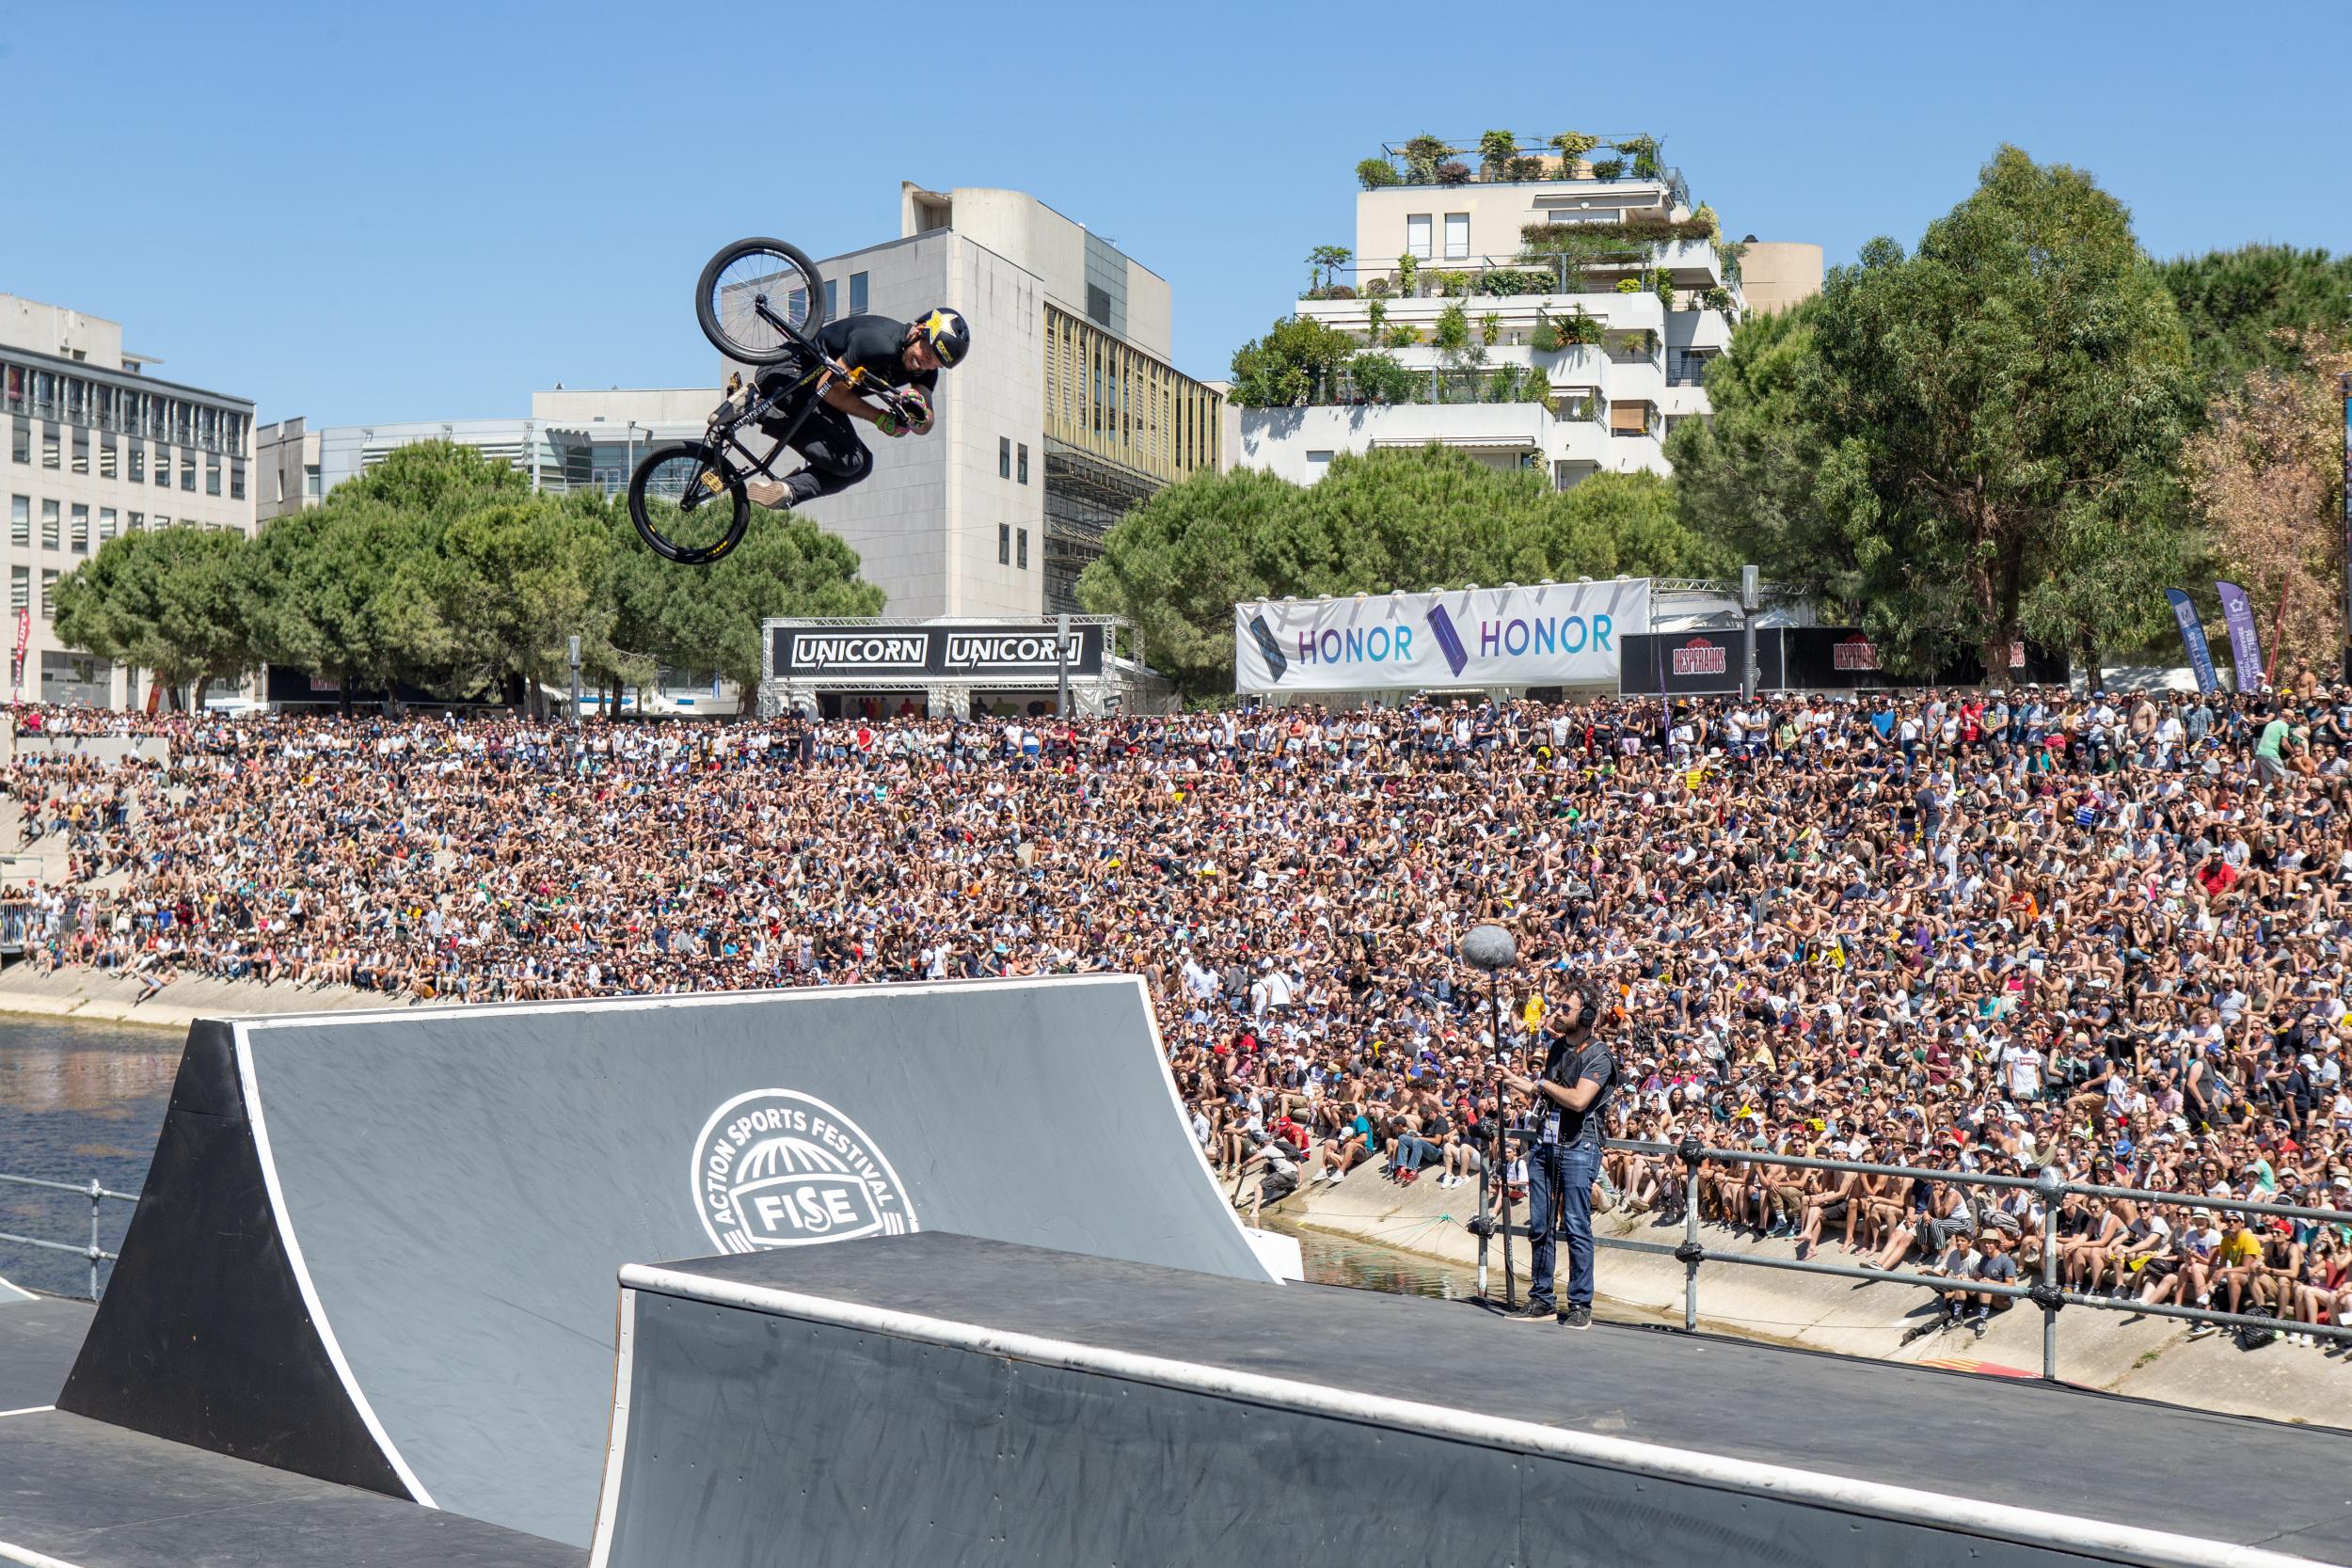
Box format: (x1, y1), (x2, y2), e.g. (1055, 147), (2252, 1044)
(696, 237), (826, 365)
(628, 442), (750, 566)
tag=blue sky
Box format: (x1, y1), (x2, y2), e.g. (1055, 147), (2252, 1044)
(6, 0), (2346, 425)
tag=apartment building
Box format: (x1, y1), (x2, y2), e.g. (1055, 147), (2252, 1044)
(0, 294), (256, 706)
(1239, 135), (1820, 490)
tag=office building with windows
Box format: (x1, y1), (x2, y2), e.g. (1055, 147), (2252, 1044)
(750, 184), (1223, 618)
(1235, 135), (1819, 490)
(0, 294), (256, 706)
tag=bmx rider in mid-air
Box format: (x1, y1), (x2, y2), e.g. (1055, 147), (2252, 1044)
(736, 307), (970, 510)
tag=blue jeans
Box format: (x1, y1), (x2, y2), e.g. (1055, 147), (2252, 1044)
(1528, 1141), (1598, 1311)
(1391, 1134), (1440, 1173)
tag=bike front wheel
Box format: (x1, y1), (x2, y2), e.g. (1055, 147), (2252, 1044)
(696, 237), (826, 365)
(628, 442), (750, 566)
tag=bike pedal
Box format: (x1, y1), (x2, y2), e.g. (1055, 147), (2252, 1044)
(698, 471), (727, 495)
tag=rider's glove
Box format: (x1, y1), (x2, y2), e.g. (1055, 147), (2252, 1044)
(900, 389), (935, 436)
(875, 409), (910, 438)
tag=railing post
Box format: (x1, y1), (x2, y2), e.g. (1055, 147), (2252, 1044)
(1677, 1135), (1704, 1331)
(2034, 1166), (2065, 1383)
(88, 1177), (103, 1302)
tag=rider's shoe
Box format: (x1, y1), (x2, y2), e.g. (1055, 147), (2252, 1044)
(745, 479), (793, 511)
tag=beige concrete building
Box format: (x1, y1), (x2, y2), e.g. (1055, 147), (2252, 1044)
(755, 184), (1222, 622)
(0, 294), (256, 706)
(1732, 240), (1826, 315)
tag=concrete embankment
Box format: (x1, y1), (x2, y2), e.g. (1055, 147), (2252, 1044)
(0, 962), (453, 1032)
(1272, 1164), (2352, 1433)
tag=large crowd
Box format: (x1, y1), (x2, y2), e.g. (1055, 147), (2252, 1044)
(9, 681), (2352, 1352)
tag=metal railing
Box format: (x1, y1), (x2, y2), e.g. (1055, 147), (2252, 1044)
(0, 1171), (137, 1300)
(1539, 1139), (2352, 1382)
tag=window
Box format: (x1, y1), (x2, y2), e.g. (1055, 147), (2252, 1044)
(230, 460), (245, 500)
(127, 511), (142, 532)
(1443, 213), (1470, 260)
(999, 436), (1011, 479)
(40, 569), (57, 621)
(40, 499), (57, 549)
(8, 567), (24, 612)
(1016, 443), (1028, 484)
(153, 515), (167, 530)
(304, 465), (321, 498)
(1016, 528), (1028, 570)
(8, 496), (24, 546)
(998, 524), (1010, 565)
(71, 504), (88, 553)
(156, 446), (172, 488)
(99, 435), (117, 479)
(206, 455), (221, 496)
(71, 428), (87, 475)
(127, 441), (144, 483)
(1406, 214), (1433, 261)
(1306, 450), (1334, 464)
(823, 278), (838, 320)
(850, 271), (868, 314)
(180, 451), (196, 491)
(9, 418), (26, 464)
(2, 365), (20, 409)
(99, 508), (117, 543)
(41, 425), (59, 469)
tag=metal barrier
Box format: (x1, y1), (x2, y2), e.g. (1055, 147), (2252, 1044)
(1568, 1139), (2352, 1382)
(0, 1171), (137, 1300)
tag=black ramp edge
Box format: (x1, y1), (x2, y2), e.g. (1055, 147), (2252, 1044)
(56, 1018), (405, 1497)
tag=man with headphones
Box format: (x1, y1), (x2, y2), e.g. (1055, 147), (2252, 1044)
(1501, 989), (1617, 1328)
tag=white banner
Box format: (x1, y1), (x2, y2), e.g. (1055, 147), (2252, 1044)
(1234, 581), (1649, 694)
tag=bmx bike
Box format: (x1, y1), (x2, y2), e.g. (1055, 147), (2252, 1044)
(625, 236), (926, 566)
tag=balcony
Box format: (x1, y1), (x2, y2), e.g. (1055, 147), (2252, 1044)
(1357, 132), (1690, 208)
(1305, 244), (1726, 305)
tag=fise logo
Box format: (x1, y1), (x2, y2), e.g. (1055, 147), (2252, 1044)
(691, 1089), (917, 1253)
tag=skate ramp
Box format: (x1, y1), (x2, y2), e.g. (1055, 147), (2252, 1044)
(59, 977), (1269, 1546)
(590, 1235), (2352, 1568)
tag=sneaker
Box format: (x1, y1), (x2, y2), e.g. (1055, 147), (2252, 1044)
(1506, 1300), (1556, 1323)
(2186, 1320), (2218, 1340)
(1560, 1304), (1593, 1331)
(1969, 1314), (1988, 1339)
(745, 478), (793, 511)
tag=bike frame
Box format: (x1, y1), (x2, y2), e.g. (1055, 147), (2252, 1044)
(699, 295), (914, 484)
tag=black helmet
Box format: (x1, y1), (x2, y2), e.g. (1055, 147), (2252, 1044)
(914, 307), (971, 368)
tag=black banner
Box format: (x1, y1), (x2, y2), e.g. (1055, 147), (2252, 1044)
(1618, 630), (1786, 695)
(771, 623), (1106, 684)
(1621, 629), (2069, 694)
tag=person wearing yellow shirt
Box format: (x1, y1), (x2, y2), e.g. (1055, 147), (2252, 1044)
(2210, 1212), (2265, 1323)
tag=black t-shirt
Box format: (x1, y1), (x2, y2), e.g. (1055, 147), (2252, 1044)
(1541, 1030), (1615, 1147)
(816, 314), (938, 394)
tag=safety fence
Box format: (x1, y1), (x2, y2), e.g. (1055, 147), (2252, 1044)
(0, 1170), (137, 1300)
(1534, 1139), (2352, 1381)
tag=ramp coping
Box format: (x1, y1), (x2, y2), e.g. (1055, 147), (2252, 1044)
(233, 1025), (437, 1508)
(600, 1261), (2324, 1568)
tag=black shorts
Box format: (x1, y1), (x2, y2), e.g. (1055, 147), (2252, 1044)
(1818, 1198), (1851, 1224)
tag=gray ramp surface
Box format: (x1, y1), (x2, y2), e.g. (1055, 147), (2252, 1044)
(597, 1235), (2352, 1568)
(237, 977), (1263, 1545)
(0, 1409), (581, 1568)
(0, 1293), (88, 1410)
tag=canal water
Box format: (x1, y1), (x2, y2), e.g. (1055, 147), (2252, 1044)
(0, 1018), (1477, 1305)
(0, 1019), (177, 1298)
